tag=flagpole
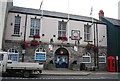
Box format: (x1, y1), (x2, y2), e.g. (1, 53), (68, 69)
(90, 6), (96, 69)
(67, 0), (70, 42)
(39, 0), (43, 40)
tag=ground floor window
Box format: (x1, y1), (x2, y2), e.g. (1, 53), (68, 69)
(99, 53), (106, 63)
(8, 48), (19, 62)
(35, 47), (46, 60)
(82, 52), (91, 63)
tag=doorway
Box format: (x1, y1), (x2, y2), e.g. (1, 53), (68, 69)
(54, 48), (69, 68)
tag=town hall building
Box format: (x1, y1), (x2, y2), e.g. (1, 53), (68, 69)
(1, 0), (107, 71)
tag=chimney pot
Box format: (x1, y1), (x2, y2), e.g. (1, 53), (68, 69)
(99, 10), (104, 21)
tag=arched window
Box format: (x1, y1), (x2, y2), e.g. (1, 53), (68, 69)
(99, 53), (106, 63)
(35, 47), (46, 60)
(82, 52), (91, 63)
(8, 48), (19, 62)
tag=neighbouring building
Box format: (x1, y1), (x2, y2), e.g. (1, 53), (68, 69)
(1, 1), (107, 71)
(101, 17), (120, 72)
(0, 0), (13, 50)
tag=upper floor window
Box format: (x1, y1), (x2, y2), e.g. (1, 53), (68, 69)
(35, 47), (46, 60)
(30, 18), (40, 36)
(82, 52), (91, 63)
(58, 21), (67, 37)
(84, 24), (91, 41)
(14, 15), (21, 35)
(99, 53), (106, 63)
(8, 48), (19, 62)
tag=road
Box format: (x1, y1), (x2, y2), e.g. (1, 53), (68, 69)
(1, 79), (120, 81)
(1, 73), (120, 81)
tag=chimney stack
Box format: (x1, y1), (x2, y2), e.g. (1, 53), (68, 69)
(98, 10), (104, 21)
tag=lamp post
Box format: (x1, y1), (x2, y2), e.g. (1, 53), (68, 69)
(96, 23), (99, 69)
(22, 49), (25, 62)
(93, 23), (97, 68)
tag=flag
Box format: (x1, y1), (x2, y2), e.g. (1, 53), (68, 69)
(39, 0), (43, 10)
(90, 7), (93, 16)
(67, 0), (70, 22)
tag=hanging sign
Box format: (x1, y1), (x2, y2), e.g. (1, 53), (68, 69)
(71, 30), (80, 40)
(48, 44), (53, 51)
(73, 46), (78, 52)
(60, 51), (63, 54)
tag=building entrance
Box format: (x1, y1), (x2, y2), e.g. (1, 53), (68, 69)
(54, 48), (69, 68)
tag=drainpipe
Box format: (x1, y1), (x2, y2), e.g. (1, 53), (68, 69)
(96, 23), (99, 69)
(22, 14), (27, 62)
(24, 14), (27, 41)
(93, 22), (96, 67)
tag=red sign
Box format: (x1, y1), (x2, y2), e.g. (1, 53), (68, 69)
(60, 51), (63, 54)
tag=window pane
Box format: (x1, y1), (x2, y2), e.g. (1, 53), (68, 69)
(35, 29), (39, 35)
(30, 29), (34, 36)
(36, 19), (40, 28)
(87, 34), (90, 40)
(61, 31), (66, 37)
(30, 18), (40, 36)
(35, 53), (46, 60)
(84, 24), (91, 41)
(8, 48), (19, 62)
(61, 23), (66, 30)
(14, 16), (21, 35)
(31, 18), (40, 28)
(8, 54), (18, 61)
(58, 21), (67, 37)
(99, 57), (106, 63)
(31, 18), (35, 27)
(86, 27), (90, 33)
(58, 31), (62, 37)
(83, 57), (90, 62)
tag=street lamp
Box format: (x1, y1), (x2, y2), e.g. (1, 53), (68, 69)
(22, 49), (25, 62)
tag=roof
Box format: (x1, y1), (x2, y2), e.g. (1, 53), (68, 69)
(103, 17), (120, 26)
(9, 6), (105, 24)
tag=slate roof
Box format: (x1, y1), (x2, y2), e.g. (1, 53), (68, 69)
(103, 17), (120, 26)
(9, 6), (105, 24)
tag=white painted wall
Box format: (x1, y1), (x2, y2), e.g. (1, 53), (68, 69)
(5, 13), (26, 41)
(118, 1), (120, 19)
(98, 24), (107, 46)
(5, 12), (107, 47)
(0, 0), (7, 49)
(0, 0), (13, 49)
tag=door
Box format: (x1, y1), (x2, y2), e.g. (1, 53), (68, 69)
(55, 55), (68, 68)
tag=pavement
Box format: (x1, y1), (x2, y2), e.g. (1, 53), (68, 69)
(41, 69), (119, 76)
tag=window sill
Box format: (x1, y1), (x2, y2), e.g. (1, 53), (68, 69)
(29, 36), (33, 38)
(11, 34), (21, 37)
(99, 62), (106, 63)
(84, 40), (93, 42)
(82, 62), (91, 63)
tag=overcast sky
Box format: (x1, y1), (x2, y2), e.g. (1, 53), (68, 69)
(13, 0), (119, 19)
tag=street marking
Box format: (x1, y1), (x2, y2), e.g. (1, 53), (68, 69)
(2, 77), (118, 80)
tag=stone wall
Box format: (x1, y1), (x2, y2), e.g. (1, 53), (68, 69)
(3, 40), (107, 71)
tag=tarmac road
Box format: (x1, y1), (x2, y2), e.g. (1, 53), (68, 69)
(1, 70), (120, 81)
(1, 79), (120, 81)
